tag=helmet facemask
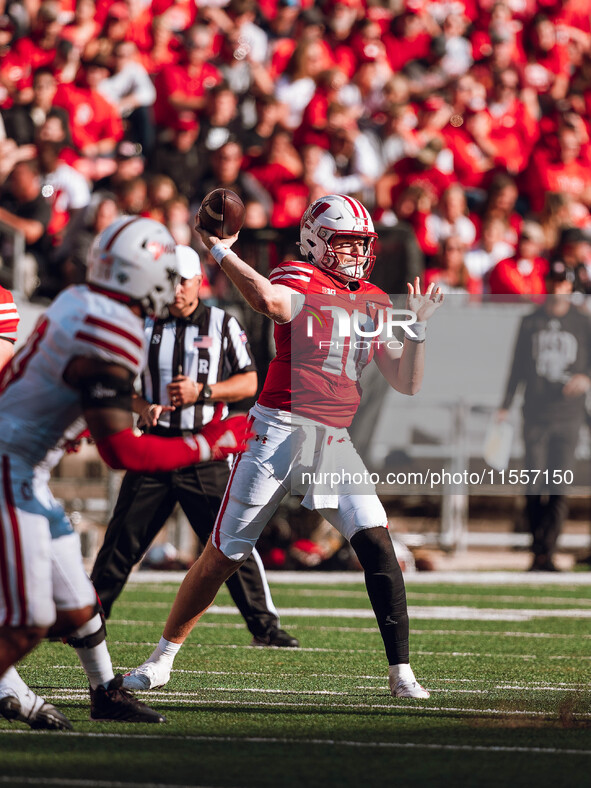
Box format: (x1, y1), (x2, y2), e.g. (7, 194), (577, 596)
(323, 231), (377, 282)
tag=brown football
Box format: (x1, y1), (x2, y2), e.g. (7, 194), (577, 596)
(198, 188), (246, 238)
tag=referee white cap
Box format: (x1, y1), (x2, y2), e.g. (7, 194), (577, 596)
(175, 245), (202, 279)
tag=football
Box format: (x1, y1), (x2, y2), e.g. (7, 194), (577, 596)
(197, 188), (246, 238)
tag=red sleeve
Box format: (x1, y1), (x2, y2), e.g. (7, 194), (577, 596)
(268, 262), (313, 294)
(96, 428), (206, 472)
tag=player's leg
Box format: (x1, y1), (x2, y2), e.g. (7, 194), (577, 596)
(0, 465), (73, 730)
(123, 437), (290, 690)
(51, 530), (165, 723)
(178, 463), (298, 647)
(91, 472), (176, 617)
(319, 494), (429, 699)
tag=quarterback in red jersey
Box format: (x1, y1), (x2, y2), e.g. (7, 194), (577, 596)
(125, 194), (443, 700)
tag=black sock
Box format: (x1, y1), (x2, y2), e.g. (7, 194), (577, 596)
(351, 527), (410, 664)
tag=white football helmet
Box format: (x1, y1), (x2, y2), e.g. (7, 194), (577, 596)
(299, 194), (377, 281)
(87, 216), (179, 318)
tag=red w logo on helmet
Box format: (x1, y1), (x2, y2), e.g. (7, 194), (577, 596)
(311, 201), (330, 219)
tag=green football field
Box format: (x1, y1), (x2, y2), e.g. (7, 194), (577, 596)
(1, 573), (590, 788)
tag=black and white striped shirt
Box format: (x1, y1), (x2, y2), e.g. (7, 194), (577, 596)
(142, 302), (256, 433)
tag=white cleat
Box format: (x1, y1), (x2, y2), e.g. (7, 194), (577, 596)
(388, 665), (430, 699)
(390, 679), (430, 699)
(121, 661), (171, 691)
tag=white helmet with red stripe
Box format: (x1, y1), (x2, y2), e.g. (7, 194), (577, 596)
(87, 216), (179, 318)
(299, 194), (377, 281)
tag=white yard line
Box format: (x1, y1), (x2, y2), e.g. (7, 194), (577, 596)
(120, 603), (591, 622)
(46, 666), (591, 688)
(100, 640), (589, 659)
(109, 620), (590, 638)
(129, 570), (591, 587)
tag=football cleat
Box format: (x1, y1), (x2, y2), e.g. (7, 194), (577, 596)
(390, 679), (431, 699)
(121, 661), (171, 691)
(250, 628), (300, 648)
(0, 692), (73, 731)
(90, 675), (166, 723)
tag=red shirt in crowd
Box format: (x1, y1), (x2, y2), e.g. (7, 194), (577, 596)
(488, 255), (549, 295)
(53, 83), (124, 151)
(153, 61), (222, 129)
(522, 145), (591, 213)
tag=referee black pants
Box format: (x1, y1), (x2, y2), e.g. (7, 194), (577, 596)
(90, 461), (280, 638)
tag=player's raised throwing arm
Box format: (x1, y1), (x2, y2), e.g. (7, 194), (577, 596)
(194, 222), (296, 324)
(374, 278), (443, 396)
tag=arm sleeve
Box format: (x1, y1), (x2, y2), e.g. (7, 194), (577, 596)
(96, 428), (209, 472)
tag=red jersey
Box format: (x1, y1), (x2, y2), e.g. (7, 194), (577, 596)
(258, 261), (390, 428)
(0, 286), (19, 344)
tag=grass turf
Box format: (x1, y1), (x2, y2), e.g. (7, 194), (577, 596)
(1, 578), (590, 788)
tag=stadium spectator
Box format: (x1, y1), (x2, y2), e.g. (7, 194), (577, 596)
(538, 192), (576, 252)
(197, 138), (273, 221)
(194, 82), (244, 160)
(37, 139), (91, 251)
(148, 120), (202, 204)
(523, 14), (570, 105)
(0, 159), (51, 296)
(471, 172), (521, 247)
(153, 24), (221, 134)
(274, 39), (330, 130)
(138, 14), (181, 77)
(60, 192), (120, 285)
(522, 123), (591, 215)
(554, 226), (591, 295)
(143, 173), (177, 223)
(1, 68), (58, 147)
(384, 8), (436, 75)
(60, 0), (100, 50)
(116, 175), (147, 215)
(83, 1), (131, 62)
(488, 220), (549, 296)
(53, 57), (124, 159)
(213, 26), (274, 120)
(241, 94), (283, 158)
(96, 39), (156, 155)
(162, 194), (192, 245)
(464, 215), (515, 289)
(94, 139), (145, 195)
(426, 183), (476, 250)
(424, 235), (478, 296)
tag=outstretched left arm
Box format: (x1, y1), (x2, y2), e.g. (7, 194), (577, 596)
(374, 277), (443, 395)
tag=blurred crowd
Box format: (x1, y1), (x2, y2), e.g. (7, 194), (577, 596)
(1, 0), (591, 301)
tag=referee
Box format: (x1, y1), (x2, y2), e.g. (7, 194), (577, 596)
(91, 246), (298, 647)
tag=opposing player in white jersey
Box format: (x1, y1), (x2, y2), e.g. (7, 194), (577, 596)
(0, 216), (251, 730)
(124, 194), (442, 700)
